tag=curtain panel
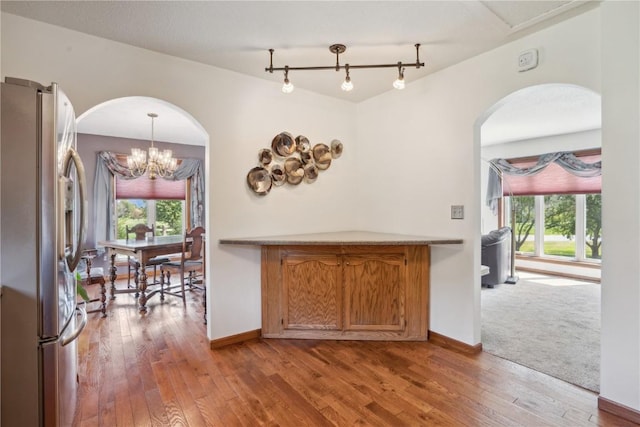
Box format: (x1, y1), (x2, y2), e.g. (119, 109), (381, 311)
(93, 151), (205, 249)
(486, 151), (602, 214)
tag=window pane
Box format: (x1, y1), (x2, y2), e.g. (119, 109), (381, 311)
(511, 196), (535, 254)
(116, 199), (147, 239)
(155, 200), (184, 236)
(585, 194), (602, 260)
(544, 195), (575, 258)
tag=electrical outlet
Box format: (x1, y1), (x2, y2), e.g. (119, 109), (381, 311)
(451, 205), (464, 220)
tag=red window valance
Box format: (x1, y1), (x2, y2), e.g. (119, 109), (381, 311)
(116, 175), (186, 200)
(503, 151), (601, 196)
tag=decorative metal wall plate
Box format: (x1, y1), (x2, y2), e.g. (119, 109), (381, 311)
(247, 131), (344, 195)
(312, 143), (332, 170)
(304, 163), (319, 183)
(331, 139), (343, 159)
(247, 166), (272, 195)
(270, 164), (286, 186)
(271, 132), (297, 157)
(258, 148), (274, 165)
(284, 158), (304, 185)
(295, 135), (311, 153)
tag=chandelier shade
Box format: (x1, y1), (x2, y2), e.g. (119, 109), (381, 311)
(127, 113), (178, 180)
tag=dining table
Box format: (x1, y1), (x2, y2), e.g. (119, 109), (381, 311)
(98, 235), (185, 313)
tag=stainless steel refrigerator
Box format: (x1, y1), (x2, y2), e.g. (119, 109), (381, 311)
(1, 78), (88, 426)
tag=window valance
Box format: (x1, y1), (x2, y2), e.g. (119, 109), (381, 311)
(94, 151), (205, 248)
(115, 173), (186, 200)
(486, 150), (601, 214)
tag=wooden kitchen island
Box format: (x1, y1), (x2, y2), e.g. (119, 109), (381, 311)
(219, 231), (462, 341)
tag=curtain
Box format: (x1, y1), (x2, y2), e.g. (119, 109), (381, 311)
(486, 151), (602, 214)
(93, 151), (205, 250)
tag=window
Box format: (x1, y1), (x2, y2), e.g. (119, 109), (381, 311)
(585, 194), (602, 260)
(508, 194), (601, 263)
(115, 172), (187, 239)
(498, 149), (602, 263)
(115, 199), (184, 239)
(544, 195), (576, 258)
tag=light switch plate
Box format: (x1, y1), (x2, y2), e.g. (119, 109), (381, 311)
(451, 205), (464, 220)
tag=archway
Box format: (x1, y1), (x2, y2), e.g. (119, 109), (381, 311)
(76, 96), (210, 326)
(475, 83), (602, 391)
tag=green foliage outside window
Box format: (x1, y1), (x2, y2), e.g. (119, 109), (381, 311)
(156, 200), (183, 236)
(512, 196), (535, 251)
(585, 195), (602, 259)
(115, 199), (184, 239)
(116, 200), (147, 239)
(510, 194), (602, 260)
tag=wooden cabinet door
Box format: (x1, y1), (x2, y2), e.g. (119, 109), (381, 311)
(344, 254), (406, 331)
(282, 254), (342, 330)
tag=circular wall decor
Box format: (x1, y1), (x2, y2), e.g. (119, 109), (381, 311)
(284, 157), (304, 185)
(248, 132), (344, 195)
(270, 164), (286, 186)
(246, 166), (272, 195)
(312, 143), (332, 170)
(300, 151), (313, 165)
(304, 163), (319, 183)
(258, 148), (274, 166)
(331, 139), (343, 159)
(295, 135), (311, 153)
(271, 132), (297, 157)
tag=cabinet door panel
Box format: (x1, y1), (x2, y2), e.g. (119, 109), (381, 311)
(344, 254), (405, 331)
(282, 254), (342, 330)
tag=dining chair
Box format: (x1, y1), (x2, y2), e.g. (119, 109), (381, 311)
(125, 223), (169, 291)
(77, 248), (106, 316)
(160, 226), (205, 306)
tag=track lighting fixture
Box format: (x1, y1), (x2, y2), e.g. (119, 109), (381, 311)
(341, 64), (353, 92)
(282, 65), (294, 94)
(265, 44), (424, 93)
(393, 65), (405, 90)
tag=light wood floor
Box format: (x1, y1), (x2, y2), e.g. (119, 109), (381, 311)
(73, 281), (635, 426)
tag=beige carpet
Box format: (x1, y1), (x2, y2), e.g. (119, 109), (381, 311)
(481, 271), (600, 392)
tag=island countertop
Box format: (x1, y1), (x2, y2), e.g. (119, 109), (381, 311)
(219, 230), (463, 246)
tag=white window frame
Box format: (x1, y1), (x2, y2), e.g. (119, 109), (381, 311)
(510, 194), (600, 263)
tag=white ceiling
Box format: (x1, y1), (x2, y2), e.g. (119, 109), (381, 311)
(1, 1), (601, 145)
(77, 97), (208, 146)
(481, 84), (601, 145)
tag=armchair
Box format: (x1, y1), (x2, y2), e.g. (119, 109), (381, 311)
(481, 227), (512, 288)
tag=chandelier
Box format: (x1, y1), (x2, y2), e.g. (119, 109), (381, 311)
(127, 113), (177, 180)
(265, 43), (424, 93)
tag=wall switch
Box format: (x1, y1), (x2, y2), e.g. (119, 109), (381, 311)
(451, 205), (464, 220)
(518, 49), (538, 72)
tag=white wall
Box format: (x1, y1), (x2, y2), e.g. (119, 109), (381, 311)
(0, 13), (358, 339)
(356, 9), (601, 346)
(600, 0), (640, 410)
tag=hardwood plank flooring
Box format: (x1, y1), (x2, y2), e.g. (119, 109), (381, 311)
(73, 281), (636, 426)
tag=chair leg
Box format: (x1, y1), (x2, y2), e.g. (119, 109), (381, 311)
(180, 270), (186, 302)
(203, 281), (207, 325)
(127, 256), (132, 287)
(160, 267), (165, 301)
(133, 261), (140, 299)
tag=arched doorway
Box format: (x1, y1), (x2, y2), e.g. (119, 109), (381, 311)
(76, 96), (210, 324)
(476, 83), (602, 391)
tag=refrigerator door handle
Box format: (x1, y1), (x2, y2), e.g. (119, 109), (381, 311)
(60, 147), (88, 272)
(60, 305), (87, 347)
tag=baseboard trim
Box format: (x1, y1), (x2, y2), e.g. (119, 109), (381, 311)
(428, 330), (482, 355)
(210, 329), (262, 349)
(598, 396), (640, 424)
(517, 266), (600, 283)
